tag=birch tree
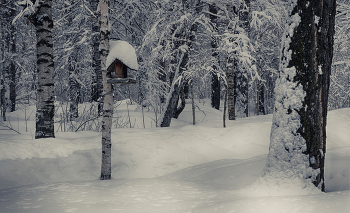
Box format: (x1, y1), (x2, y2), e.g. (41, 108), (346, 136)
(99, 0), (112, 180)
(16, 0), (55, 138)
(261, 0), (336, 192)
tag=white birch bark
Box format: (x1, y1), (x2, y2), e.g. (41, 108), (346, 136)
(99, 0), (112, 180)
(30, 0), (55, 139)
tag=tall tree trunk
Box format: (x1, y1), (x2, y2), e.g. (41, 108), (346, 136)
(68, 56), (79, 120)
(160, 0), (190, 127)
(9, 61), (15, 112)
(29, 0), (55, 139)
(90, 0), (103, 114)
(160, 51), (187, 127)
(263, 0), (336, 192)
(226, 3), (236, 120)
(211, 73), (220, 110)
(237, 0), (250, 117)
(0, 0), (5, 121)
(209, 4), (220, 110)
(256, 34), (265, 115)
(191, 80), (195, 125)
(99, 0), (112, 180)
(9, 24), (16, 112)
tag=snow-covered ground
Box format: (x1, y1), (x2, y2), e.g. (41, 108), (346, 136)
(0, 101), (349, 213)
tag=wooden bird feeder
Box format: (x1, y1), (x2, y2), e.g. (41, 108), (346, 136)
(106, 59), (136, 84)
(105, 40), (138, 85)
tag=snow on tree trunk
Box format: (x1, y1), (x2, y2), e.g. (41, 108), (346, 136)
(260, 0), (336, 193)
(30, 0), (55, 139)
(99, 0), (112, 180)
(173, 88), (185, 119)
(160, 51), (187, 127)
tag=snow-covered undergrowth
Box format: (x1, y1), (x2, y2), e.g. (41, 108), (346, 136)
(0, 101), (349, 212)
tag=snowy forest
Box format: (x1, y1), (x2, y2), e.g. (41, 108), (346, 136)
(0, 0), (349, 212)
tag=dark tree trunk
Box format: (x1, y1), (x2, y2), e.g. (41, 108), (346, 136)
(264, 0), (336, 192)
(9, 62), (15, 112)
(209, 4), (220, 110)
(29, 0), (55, 139)
(0, 7), (4, 120)
(160, 51), (188, 127)
(159, 58), (166, 103)
(237, 0), (250, 117)
(289, 0), (336, 191)
(227, 57), (238, 120)
(68, 56), (79, 120)
(211, 73), (220, 110)
(183, 82), (189, 99)
(8, 24), (16, 112)
(226, 3), (236, 120)
(257, 81), (265, 115)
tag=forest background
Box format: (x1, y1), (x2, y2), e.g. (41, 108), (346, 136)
(1, 0), (349, 130)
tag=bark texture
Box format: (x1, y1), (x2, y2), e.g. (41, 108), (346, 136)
(99, 0), (112, 180)
(68, 56), (79, 120)
(209, 4), (220, 110)
(236, 0), (250, 117)
(289, 0), (336, 191)
(9, 24), (16, 112)
(160, 52), (187, 127)
(0, 0), (5, 121)
(173, 88), (185, 119)
(30, 0), (55, 139)
(226, 3), (236, 120)
(91, 0), (103, 111)
(264, 0), (336, 192)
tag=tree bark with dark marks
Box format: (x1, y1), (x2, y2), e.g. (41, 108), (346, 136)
(289, 0), (336, 191)
(27, 0), (55, 139)
(90, 0), (103, 114)
(99, 0), (112, 180)
(263, 0), (336, 192)
(209, 3), (220, 110)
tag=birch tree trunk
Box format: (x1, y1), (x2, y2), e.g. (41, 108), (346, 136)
(29, 0), (55, 139)
(91, 0), (103, 115)
(263, 0), (336, 192)
(99, 0), (112, 180)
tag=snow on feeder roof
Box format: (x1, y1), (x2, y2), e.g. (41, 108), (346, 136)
(106, 40), (139, 71)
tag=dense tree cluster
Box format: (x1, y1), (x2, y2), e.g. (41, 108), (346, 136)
(1, 0), (347, 127)
(0, 0), (344, 188)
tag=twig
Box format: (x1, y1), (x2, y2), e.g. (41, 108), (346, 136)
(75, 115), (101, 132)
(0, 121), (21, 134)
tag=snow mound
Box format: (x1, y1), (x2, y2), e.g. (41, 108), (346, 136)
(105, 40), (139, 70)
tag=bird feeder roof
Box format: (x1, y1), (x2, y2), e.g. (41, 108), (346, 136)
(106, 40), (139, 71)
